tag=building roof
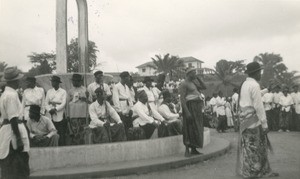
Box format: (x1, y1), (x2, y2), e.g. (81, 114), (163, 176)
(136, 56), (203, 69)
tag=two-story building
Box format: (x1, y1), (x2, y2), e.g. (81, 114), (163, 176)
(136, 56), (203, 76)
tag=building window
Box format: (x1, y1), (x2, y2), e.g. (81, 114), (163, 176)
(188, 63), (193, 68)
(142, 68), (146, 72)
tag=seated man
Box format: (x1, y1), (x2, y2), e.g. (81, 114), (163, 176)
(132, 90), (166, 139)
(158, 90), (183, 136)
(88, 87), (126, 143)
(27, 105), (59, 147)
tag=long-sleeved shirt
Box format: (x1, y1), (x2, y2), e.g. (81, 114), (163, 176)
(89, 100), (121, 128)
(141, 86), (160, 103)
(45, 88), (67, 122)
(262, 92), (273, 111)
(132, 101), (162, 127)
(209, 97), (217, 113)
(112, 82), (133, 114)
(273, 92), (283, 108)
(22, 86), (45, 120)
(239, 77), (268, 129)
(0, 86), (30, 159)
(279, 94), (293, 112)
(231, 93), (239, 112)
(27, 115), (57, 138)
(87, 82), (111, 102)
(158, 103), (180, 122)
(68, 86), (88, 118)
(291, 92), (300, 114)
(216, 96), (226, 116)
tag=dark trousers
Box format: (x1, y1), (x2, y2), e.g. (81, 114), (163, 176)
(296, 114), (300, 131)
(53, 119), (67, 146)
(217, 115), (227, 132)
(266, 110), (275, 131)
(0, 144), (30, 179)
(291, 108), (298, 131)
(272, 107), (280, 130)
(119, 113), (133, 139)
(140, 123), (156, 139)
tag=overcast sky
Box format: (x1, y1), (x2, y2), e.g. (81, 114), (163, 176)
(0, 0), (300, 73)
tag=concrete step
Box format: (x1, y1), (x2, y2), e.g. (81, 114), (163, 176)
(30, 137), (230, 179)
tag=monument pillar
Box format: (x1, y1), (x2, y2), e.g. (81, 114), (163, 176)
(56, 0), (68, 73)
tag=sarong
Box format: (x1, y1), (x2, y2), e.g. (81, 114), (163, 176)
(31, 134), (59, 147)
(0, 144), (30, 179)
(92, 123), (126, 143)
(166, 119), (183, 136)
(279, 111), (291, 131)
(182, 99), (204, 148)
(236, 106), (273, 178)
(68, 118), (88, 145)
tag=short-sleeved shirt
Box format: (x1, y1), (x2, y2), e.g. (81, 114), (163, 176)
(27, 115), (57, 137)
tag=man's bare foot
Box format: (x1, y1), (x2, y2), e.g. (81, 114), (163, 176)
(191, 148), (203, 155)
(185, 147), (191, 157)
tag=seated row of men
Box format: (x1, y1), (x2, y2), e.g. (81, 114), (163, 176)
(24, 71), (183, 147)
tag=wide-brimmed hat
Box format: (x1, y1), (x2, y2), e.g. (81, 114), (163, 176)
(1, 66), (24, 82)
(143, 76), (154, 83)
(29, 105), (41, 115)
(186, 68), (196, 75)
(72, 74), (82, 81)
(51, 75), (62, 83)
(245, 62), (263, 75)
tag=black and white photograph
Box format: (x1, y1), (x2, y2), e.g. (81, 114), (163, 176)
(0, 0), (300, 178)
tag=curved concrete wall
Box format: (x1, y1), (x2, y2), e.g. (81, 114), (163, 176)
(30, 128), (210, 172)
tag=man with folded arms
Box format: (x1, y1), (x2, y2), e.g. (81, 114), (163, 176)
(158, 90), (182, 136)
(27, 105), (59, 147)
(112, 71), (133, 138)
(89, 87), (126, 143)
(22, 76), (46, 121)
(45, 76), (67, 146)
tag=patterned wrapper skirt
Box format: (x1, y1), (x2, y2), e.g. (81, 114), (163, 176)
(68, 118), (88, 145)
(182, 99), (204, 148)
(236, 125), (272, 178)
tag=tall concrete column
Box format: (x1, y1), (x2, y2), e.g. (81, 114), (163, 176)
(56, 0), (68, 73)
(76, 0), (89, 73)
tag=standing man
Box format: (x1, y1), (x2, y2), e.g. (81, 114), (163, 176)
(67, 74), (88, 145)
(278, 86), (293, 132)
(0, 67), (30, 178)
(216, 91), (227, 133)
(272, 85), (283, 131)
(262, 90), (274, 131)
(22, 76), (46, 121)
(112, 71), (133, 138)
(236, 62), (278, 178)
(179, 68), (206, 157)
(45, 76), (67, 146)
(291, 85), (300, 131)
(87, 70), (111, 103)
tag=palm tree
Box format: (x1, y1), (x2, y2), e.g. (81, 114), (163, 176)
(151, 54), (184, 80)
(205, 59), (246, 96)
(253, 52), (283, 87)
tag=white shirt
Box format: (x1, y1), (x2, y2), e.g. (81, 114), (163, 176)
(158, 103), (180, 122)
(87, 82), (111, 102)
(45, 88), (67, 122)
(262, 92), (273, 111)
(273, 92), (283, 107)
(216, 96), (226, 116)
(239, 77), (268, 129)
(232, 93), (239, 112)
(112, 82), (133, 114)
(141, 86), (160, 103)
(22, 86), (45, 120)
(279, 94), (293, 112)
(291, 92), (300, 114)
(132, 101), (161, 127)
(0, 86), (30, 159)
(209, 97), (217, 113)
(89, 100), (121, 128)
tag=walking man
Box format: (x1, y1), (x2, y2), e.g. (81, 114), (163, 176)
(179, 68), (206, 157)
(0, 67), (30, 178)
(236, 62), (278, 178)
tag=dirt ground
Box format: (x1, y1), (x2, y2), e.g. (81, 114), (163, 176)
(111, 130), (300, 179)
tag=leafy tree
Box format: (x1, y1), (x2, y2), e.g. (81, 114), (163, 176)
(67, 38), (99, 72)
(27, 52), (56, 76)
(152, 54), (184, 80)
(0, 61), (8, 72)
